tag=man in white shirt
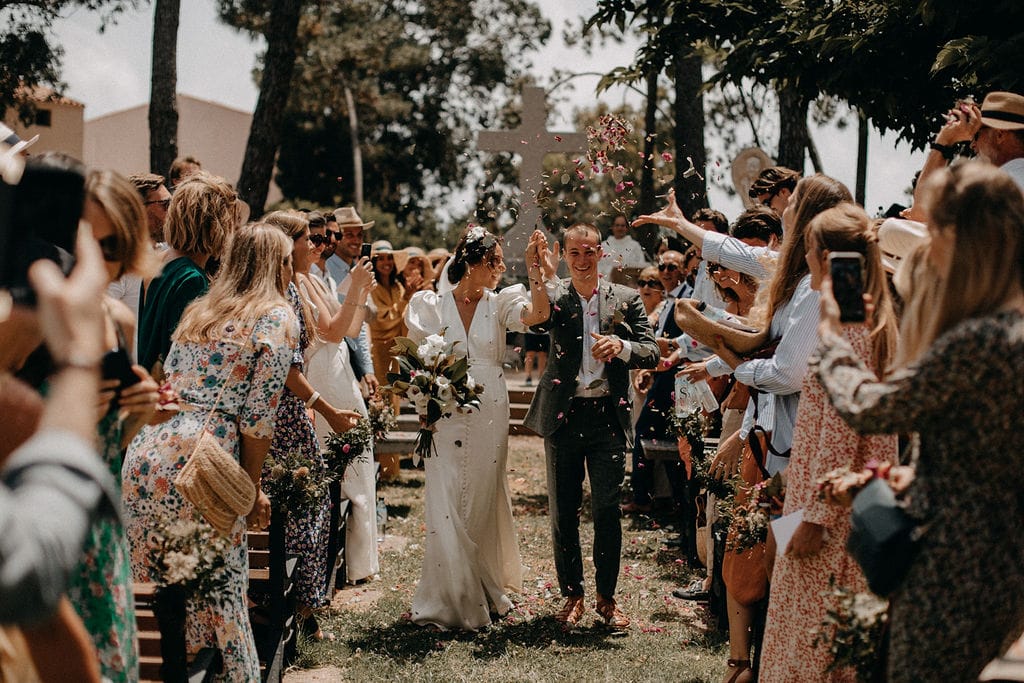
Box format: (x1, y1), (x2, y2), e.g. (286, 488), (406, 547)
(598, 213), (649, 279)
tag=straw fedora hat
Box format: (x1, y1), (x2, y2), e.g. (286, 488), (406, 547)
(673, 298), (768, 355)
(979, 91), (1024, 131)
(371, 240), (409, 272)
(878, 218), (928, 274)
(333, 206), (375, 230)
(402, 246), (436, 282)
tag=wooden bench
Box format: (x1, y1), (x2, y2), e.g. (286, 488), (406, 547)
(134, 581), (222, 683)
(247, 511), (299, 683)
(325, 479), (351, 596)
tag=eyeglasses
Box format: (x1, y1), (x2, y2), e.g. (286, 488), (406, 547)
(145, 198), (171, 210)
(327, 230), (341, 240)
(309, 234), (330, 246)
(657, 263), (678, 272)
(637, 279), (663, 289)
(97, 235), (122, 262)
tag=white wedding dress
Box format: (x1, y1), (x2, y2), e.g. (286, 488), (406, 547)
(405, 286), (530, 629)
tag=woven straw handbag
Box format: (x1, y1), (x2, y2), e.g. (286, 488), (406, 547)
(174, 337), (257, 536)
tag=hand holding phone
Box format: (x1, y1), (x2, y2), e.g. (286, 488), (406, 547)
(360, 242), (372, 260)
(828, 252), (866, 323)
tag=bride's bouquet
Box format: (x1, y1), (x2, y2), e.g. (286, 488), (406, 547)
(384, 329), (483, 459)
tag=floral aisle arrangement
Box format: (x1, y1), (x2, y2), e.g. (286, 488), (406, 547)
(323, 419), (373, 478)
(147, 514), (231, 679)
(262, 449), (333, 512)
(726, 472), (786, 553)
(147, 514), (231, 596)
(367, 400), (397, 442)
(383, 330), (483, 460)
(813, 578), (889, 682)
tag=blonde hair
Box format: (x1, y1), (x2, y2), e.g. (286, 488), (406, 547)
(262, 210), (321, 345)
(85, 170), (161, 280)
(913, 160), (1024, 353)
(891, 243), (940, 367)
(808, 203), (899, 375)
(174, 222), (294, 343)
(766, 174), (853, 323)
(163, 171), (238, 257)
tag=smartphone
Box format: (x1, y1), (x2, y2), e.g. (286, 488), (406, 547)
(360, 242), (372, 259)
(0, 155), (86, 305)
(101, 347), (142, 390)
(829, 252), (866, 323)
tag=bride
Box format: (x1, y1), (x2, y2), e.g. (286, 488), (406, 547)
(405, 226), (553, 629)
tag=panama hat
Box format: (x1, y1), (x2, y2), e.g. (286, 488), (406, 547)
(878, 218), (928, 274)
(333, 206), (374, 230)
(673, 298), (768, 355)
(979, 91), (1024, 131)
(0, 123), (38, 156)
(370, 240), (409, 272)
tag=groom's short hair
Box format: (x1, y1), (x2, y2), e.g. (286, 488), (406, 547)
(563, 223), (601, 248)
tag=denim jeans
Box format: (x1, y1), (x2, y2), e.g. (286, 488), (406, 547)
(545, 397), (626, 599)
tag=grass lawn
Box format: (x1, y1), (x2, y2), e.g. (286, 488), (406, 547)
(288, 436), (728, 682)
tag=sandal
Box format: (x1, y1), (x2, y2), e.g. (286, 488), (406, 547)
(725, 659), (752, 683)
(595, 597), (630, 631)
(554, 596), (585, 626)
(299, 613), (335, 642)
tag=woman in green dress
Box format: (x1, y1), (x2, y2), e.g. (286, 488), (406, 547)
(137, 172), (243, 375)
(67, 170), (163, 681)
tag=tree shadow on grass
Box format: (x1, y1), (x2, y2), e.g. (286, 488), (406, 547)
(511, 492), (549, 516)
(344, 615), (624, 665)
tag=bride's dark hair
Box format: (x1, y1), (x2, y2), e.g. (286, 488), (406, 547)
(447, 225), (500, 284)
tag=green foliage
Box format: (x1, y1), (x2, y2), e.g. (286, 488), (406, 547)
(1, 0), (133, 121)
(222, 0), (551, 240)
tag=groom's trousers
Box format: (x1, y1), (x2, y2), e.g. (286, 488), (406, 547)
(544, 396), (627, 599)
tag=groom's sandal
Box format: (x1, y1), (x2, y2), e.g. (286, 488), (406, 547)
(554, 596), (585, 627)
(595, 597), (630, 631)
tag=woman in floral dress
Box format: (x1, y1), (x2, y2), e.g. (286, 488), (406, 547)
(124, 223), (298, 680)
(264, 211), (362, 639)
(759, 204), (899, 682)
(65, 170), (162, 681)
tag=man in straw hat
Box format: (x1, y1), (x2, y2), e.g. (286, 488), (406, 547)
(907, 91), (1024, 223)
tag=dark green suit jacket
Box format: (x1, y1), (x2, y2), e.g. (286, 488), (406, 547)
(523, 279), (660, 447)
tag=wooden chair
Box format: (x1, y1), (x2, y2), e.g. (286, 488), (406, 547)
(247, 510), (299, 683)
(134, 582), (222, 683)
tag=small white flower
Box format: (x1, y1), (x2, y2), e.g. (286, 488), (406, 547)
(164, 551), (200, 584)
(465, 374), (477, 391)
(437, 383), (454, 403)
(407, 384), (423, 400)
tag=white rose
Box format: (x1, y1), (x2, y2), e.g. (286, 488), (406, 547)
(407, 384), (423, 400)
(437, 383), (453, 404)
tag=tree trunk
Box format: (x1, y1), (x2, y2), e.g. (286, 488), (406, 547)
(777, 87), (809, 173)
(343, 84), (363, 212)
(636, 67), (659, 254)
(673, 52), (707, 221)
(855, 110), (868, 205)
(148, 0), (180, 178)
(236, 0), (304, 215)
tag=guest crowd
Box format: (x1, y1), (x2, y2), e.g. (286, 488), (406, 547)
(0, 88), (1022, 683)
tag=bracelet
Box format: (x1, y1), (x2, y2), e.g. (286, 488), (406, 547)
(929, 142), (955, 161)
(305, 391), (321, 409)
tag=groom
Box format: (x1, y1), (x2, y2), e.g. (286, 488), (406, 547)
(525, 223), (660, 629)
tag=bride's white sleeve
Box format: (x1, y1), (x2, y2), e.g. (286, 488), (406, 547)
(496, 283), (531, 333)
(405, 290), (442, 343)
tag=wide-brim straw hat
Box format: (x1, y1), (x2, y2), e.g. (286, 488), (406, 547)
(333, 206), (374, 230)
(402, 246), (436, 281)
(878, 218), (928, 274)
(673, 298), (768, 355)
(371, 240), (409, 272)
(980, 91), (1024, 131)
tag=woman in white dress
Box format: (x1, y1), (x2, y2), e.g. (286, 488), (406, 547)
(405, 227), (553, 629)
(295, 221), (381, 584)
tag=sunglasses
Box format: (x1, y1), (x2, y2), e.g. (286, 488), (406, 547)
(145, 198), (171, 210)
(309, 234), (330, 246)
(707, 263), (722, 275)
(657, 263), (678, 272)
(97, 235), (122, 262)
(637, 279), (663, 289)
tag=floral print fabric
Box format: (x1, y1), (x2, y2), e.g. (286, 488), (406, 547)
(123, 305), (296, 681)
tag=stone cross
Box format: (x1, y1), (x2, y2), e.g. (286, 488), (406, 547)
(477, 86), (587, 277)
